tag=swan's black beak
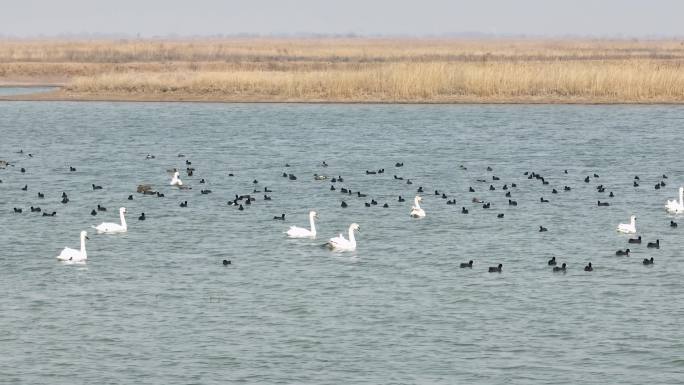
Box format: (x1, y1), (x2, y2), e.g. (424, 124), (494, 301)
(85, 236), (90, 240)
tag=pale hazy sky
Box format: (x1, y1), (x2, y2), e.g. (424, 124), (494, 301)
(2, 0), (683, 37)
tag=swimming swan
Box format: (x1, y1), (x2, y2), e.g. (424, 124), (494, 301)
(170, 171), (183, 186)
(665, 186), (684, 213)
(326, 223), (360, 251)
(56, 231), (89, 262)
(617, 215), (636, 234)
(286, 211), (318, 238)
(410, 196), (426, 218)
(93, 207), (128, 233)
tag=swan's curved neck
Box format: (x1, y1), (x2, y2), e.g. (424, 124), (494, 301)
(414, 197), (421, 209)
(348, 226), (356, 247)
(631, 217), (636, 226)
(80, 235), (87, 257)
(120, 210), (127, 229)
(309, 214), (317, 235)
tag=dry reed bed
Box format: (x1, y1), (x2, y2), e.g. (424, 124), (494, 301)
(2, 39), (684, 102)
(3, 39), (684, 62)
(66, 61), (684, 102)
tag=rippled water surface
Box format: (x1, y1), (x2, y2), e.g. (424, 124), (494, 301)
(1, 102), (683, 384)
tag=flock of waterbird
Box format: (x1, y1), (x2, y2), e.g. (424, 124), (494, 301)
(2, 149), (682, 270)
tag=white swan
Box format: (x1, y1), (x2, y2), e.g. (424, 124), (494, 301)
(93, 207), (127, 233)
(617, 215), (637, 234)
(170, 171), (183, 186)
(326, 223), (360, 251)
(410, 196), (426, 218)
(286, 211), (318, 238)
(665, 186), (684, 213)
(57, 231), (88, 262)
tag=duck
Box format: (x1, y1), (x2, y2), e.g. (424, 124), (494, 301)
(170, 171), (183, 186)
(539, 225), (548, 232)
(597, 201), (610, 207)
(273, 214), (285, 221)
(540, 197), (549, 203)
(461, 207), (469, 214)
(128, 195), (133, 200)
(138, 213), (146, 221)
(286, 211), (318, 238)
(30, 206), (41, 213)
(628, 236), (642, 244)
(584, 262), (593, 272)
(409, 196), (426, 218)
(398, 196), (405, 202)
(460, 260), (473, 268)
(671, 220), (678, 228)
(92, 207), (127, 234)
(90, 209), (97, 216)
(92, 184), (103, 190)
(665, 187), (684, 213)
(617, 215), (637, 234)
(69, 166), (77, 171)
(646, 239), (660, 249)
(326, 223), (360, 251)
(179, 201), (188, 208)
(642, 257), (654, 265)
(497, 213), (504, 218)
(43, 211), (56, 217)
(341, 201), (348, 208)
(553, 263), (567, 272)
(488, 264), (502, 273)
(37, 192), (44, 198)
(56, 231), (89, 263)
(13, 208), (23, 213)
(97, 204), (107, 211)
(508, 199), (517, 206)
(548, 257), (556, 266)
(223, 259), (232, 265)
(21, 184), (28, 191)
(615, 249), (630, 256)
(264, 194), (272, 200)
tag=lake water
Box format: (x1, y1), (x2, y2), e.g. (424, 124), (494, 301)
(0, 86), (56, 97)
(1, 101), (683, 384)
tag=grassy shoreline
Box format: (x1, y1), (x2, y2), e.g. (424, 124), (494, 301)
(2, 38), (684, 104)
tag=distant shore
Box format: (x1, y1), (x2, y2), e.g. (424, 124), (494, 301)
(2, 38), (684, 104)
(3, 87), (684, 105)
